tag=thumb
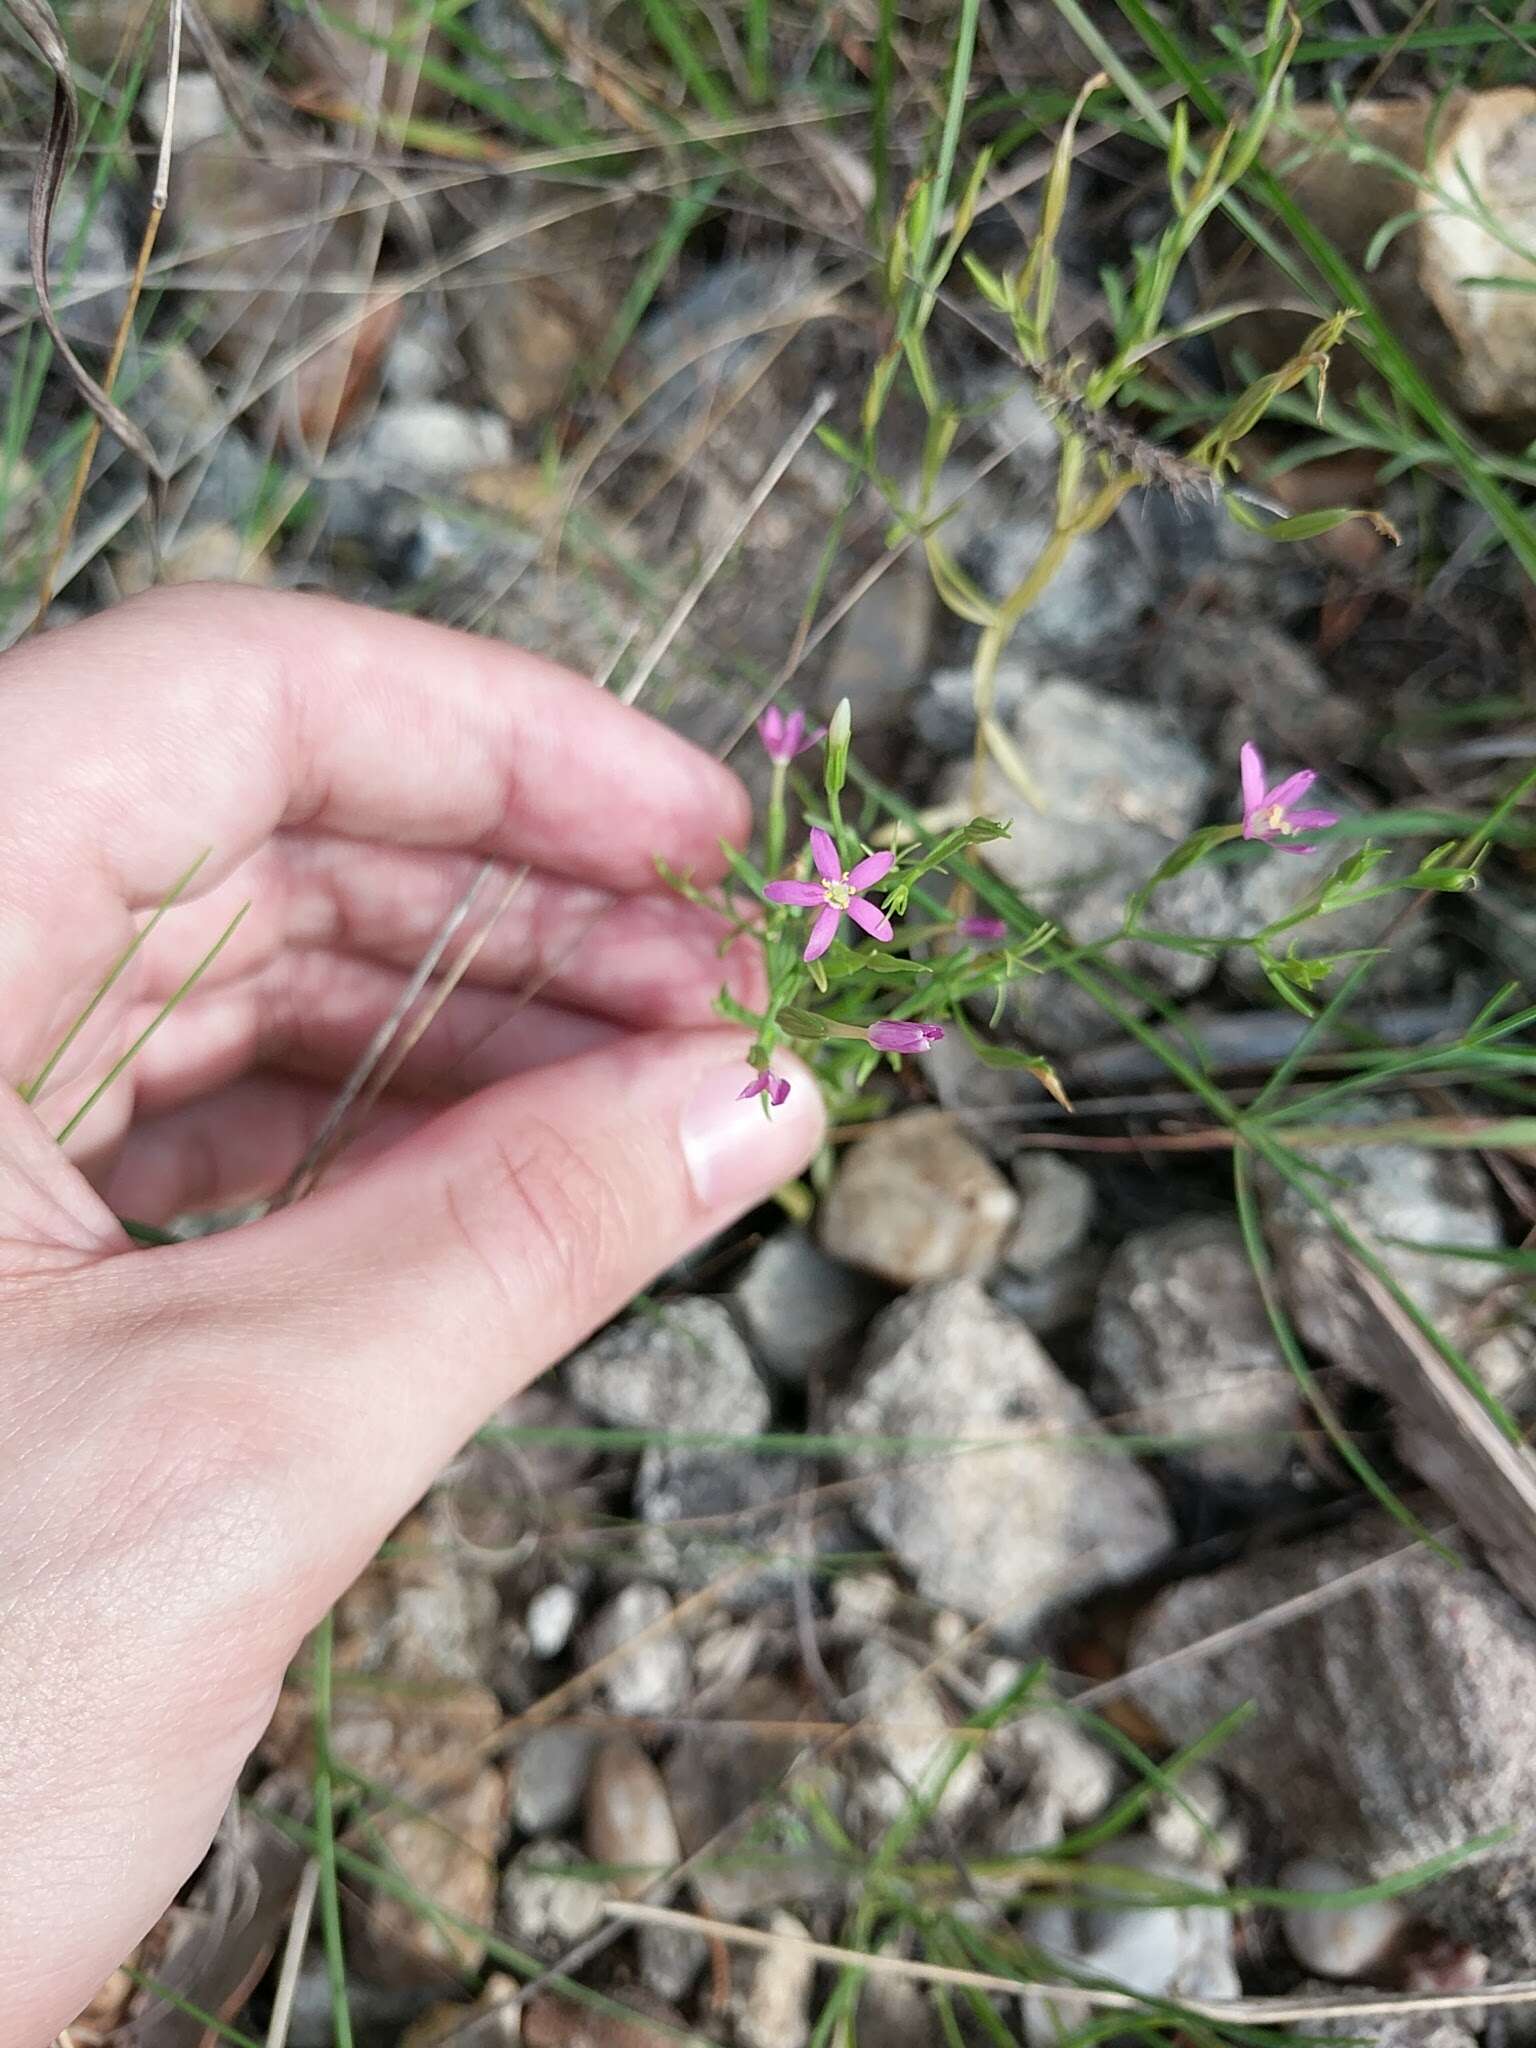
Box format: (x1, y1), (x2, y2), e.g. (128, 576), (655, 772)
(186, 1028), (822, 1545)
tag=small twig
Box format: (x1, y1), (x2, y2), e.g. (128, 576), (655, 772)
(605, 1902), (1536, 2023)
(619, 388), (835, 706)
(30, 0), (182, 625)
(265, 860), (497, 1210)
(263, 1858), (320, 2048)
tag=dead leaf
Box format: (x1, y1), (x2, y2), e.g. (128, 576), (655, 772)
(9, 0), (163, 478)
(1350, 1257), (1536, 1618)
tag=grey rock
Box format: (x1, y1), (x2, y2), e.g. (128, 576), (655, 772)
(992, 1243), (1106, 1337)
(663, 1677), (829, 1918)
(1295, 2002), (1479, 2048)
(1146, 1765), (1244, 1874)
(733, 1229), (886, 1385)
(691, 1620), (765, 1704)
(828, 1571), (901, 1637)
(1025, 1836), (1240, 2046)
(1131, 1516), (1536, 1956)
(1258, 1097), (1535, 1408)
(511, 1726), (596, 1838)
(353, 400), (514, 483)
(568, 1297), (770, 1438)
(848, 1973), (947, 2047)
(925, 1026), (1045, 1139)
(1003, 1153), (1094, 1274)
(947, 678), (1212, 898)
(972, 511), (1152, 654)
(639, 1920), (709, 2003)
(1280, 1856), (1410, 1980)
(977, 379), (1060, 466)
(500, 1837), (608, 1953)
(140, 70), (228, 149)
(1090, 1217), (1303, 1493)
(286, 1968), (430, 2047)
(581, 1583), (691, 1719)
(334, 1498), (499, 1684)
(527, 1583), (580, 1660)
(735, 1911), (816, 2048)
(585, 1737), (682, 1898)
(819, 1110), (1018, 1287)
(992, 1705), (1117, 1849)
(913, 660), (1034, 758)
(384, 298), (462, 401)
(635, 1444), (803, 1601)
(631, 255), (821, 438)
(818, 553), (936, 732)
(846, 1638), (985, 1828)
(939, 678), (1221, 1044)
(832, 1282), (1175, 1643)
(0, 181), (127, 349)
(1145, 612), (1368, 764)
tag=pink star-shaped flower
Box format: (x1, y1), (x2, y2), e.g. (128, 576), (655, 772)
(738, 1068), (791, 1106)
(1239, 742), (1340, 855)
(757, 706), (823, 766)
(764, 827), (895, 962)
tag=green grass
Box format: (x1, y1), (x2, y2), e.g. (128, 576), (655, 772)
(9, 0), (1536, 2036)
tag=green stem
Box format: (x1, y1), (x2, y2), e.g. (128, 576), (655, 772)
(766, 760), (787, 876)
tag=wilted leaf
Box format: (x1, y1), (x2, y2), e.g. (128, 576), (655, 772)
(9, 0), (163, 479)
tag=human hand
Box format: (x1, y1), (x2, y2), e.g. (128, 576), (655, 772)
(0, 585), (823, 2041)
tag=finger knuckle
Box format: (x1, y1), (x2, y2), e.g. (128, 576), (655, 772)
(445, 1115), (620, 1319)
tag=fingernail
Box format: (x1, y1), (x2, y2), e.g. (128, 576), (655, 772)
(680, 1055), (824, 1212)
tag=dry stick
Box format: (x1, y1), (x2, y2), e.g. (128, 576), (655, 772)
(264, 860), (497, 1211)
(37, 165), (723, 600)
(620, 389), (835, 705)
(263, 1858), (320, 2048)
(548, 267), (862, 562)
(30, 0), (183, 627)
(0, 98), (860, 352)
(605, 1903), (1536, 2024)
(296, 864), (534, 1195)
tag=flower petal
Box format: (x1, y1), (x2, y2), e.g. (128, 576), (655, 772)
(847, 896), (894, 943)
(1240, 741), (1266, 816)
(767, 1074), (792, 1106)
(764, 879), (826, 906)
(804, 903), (841, 961)
(782, 710), (806, 755)
(958, 916), (1008, 941)
(866, 1018), (946, 1053)
(1286, 807), (1339, 831)
(737, 1072), (767, 1100)
(847, 848), (894, 888)
(809, 826), (842, 881)
(758, 707), (784, 753)
(1267, 769), (1317, 811)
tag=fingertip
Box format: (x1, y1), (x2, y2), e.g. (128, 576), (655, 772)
(679, 1044), (824, 1214)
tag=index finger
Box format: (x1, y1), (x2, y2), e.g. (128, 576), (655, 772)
(0, 584), (750, 911)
